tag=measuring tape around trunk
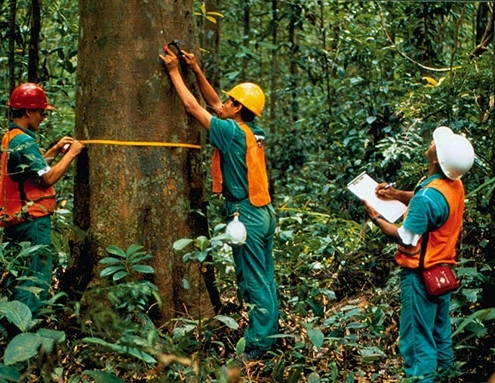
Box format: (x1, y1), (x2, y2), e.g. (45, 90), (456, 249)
(79, 139), (201, 150)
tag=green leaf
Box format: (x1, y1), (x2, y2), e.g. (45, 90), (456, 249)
(130, 254), (153, 264)
(38, 328), (66, 343)
(99, 257), (122, 265)
(172, 324), (197, 338)
(194, 250), (208, 263)
(83, 370), (125, 383)
(182, 278), (190, 289)
(126, 247), (147, 263)
(235, 337), (246, 355)
(195, 236), (210, 251)
(279, 230), (294, 241)
(81, 337), (156, 364)
(4, 333), (43, 365)
(307, 327), (324, 351)
(3, 328), (66, 365)
(17, 244), (45, 258)
(359, 346), (386, 362)
(125, 244), (144, 257)
(214, 315), (239, 329)
(456, 267), (478, 278)
(39, 330), (65, 353)
(105, 245), (126, 258)
(131, 265), (154, 274)
(463, 322), (487, 338)
(461, 288), (481, 303)
(307, 372), (321, 383)
(112, 270), (130, 281)
(452, 308), (495, 337)
(100, 265), (125, 277)
(0, 363), (21, 381)
(346, 321), (367, 330)
(173, 238), (194, 251)
(366, 116), (377, 124)
(0, 301), (32, 332)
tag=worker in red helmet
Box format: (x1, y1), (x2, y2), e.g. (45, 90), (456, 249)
(160, 46), (278, 362)
(1, 83), (84, 314)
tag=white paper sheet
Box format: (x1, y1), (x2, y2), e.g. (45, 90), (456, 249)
(347, 171), (407, 223)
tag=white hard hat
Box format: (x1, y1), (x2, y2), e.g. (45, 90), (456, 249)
(433, 126), (475, 180)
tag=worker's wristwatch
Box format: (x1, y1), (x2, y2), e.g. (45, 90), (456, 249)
(372, 215), (384, 224)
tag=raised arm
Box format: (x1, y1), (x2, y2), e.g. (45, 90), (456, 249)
(160, 45), (213, 130)
(181, 50), (222, 115)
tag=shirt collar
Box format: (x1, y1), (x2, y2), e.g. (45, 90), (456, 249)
(415, 172), (446, 192)
(9, 122), (35, 139)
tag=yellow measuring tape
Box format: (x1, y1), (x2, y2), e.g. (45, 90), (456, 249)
(79, 139), (201, 150)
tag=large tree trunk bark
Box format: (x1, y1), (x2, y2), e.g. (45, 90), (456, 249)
(62, 0), (214, 321)
(28, 0), (41, 83)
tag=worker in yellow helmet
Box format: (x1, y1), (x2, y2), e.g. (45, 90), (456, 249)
(160, 45), (278, 362)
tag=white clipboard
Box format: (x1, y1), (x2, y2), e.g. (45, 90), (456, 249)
(347, 171), (407, 223)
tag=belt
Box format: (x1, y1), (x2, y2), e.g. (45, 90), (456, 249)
(223, 194), (248, 204)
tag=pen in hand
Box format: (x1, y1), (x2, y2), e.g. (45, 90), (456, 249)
(383, 182), (396, 190)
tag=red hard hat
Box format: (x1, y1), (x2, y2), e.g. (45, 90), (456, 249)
(7, 83), (55, 110)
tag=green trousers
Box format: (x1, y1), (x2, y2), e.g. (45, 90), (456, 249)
(226, 199), (278, 352)
(4, 215), (53, 313)
(399, 268), (453, 382)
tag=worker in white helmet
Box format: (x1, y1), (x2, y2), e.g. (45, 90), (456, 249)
(362, 126), (475, 382)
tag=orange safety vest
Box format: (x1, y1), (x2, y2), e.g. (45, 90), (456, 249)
(211, 121), (271, 207)
(395, 178), (465, 269)
(0, 128), (56, 227)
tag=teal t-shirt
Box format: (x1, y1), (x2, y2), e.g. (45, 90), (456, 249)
(209, 117), (266, 201)
(7, 123), (49, 184)
(402, 173), (449, 235)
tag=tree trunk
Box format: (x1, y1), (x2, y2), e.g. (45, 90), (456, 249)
(28, 0), (40, 83)
(7, 0), (16, 92)
(268, 0), (278, 132)
(62, 0), (214, 321)
(241, 0), (250, 80)
(287, 2), (298, 125)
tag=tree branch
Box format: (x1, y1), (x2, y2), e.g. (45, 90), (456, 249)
(376, 2), (461, 73)
(470, 3), (494, 59)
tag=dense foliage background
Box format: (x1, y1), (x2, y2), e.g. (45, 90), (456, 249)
(1, 1), (494, 382)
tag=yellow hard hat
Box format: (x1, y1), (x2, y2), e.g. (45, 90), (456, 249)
(222, 82), (265, 117)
